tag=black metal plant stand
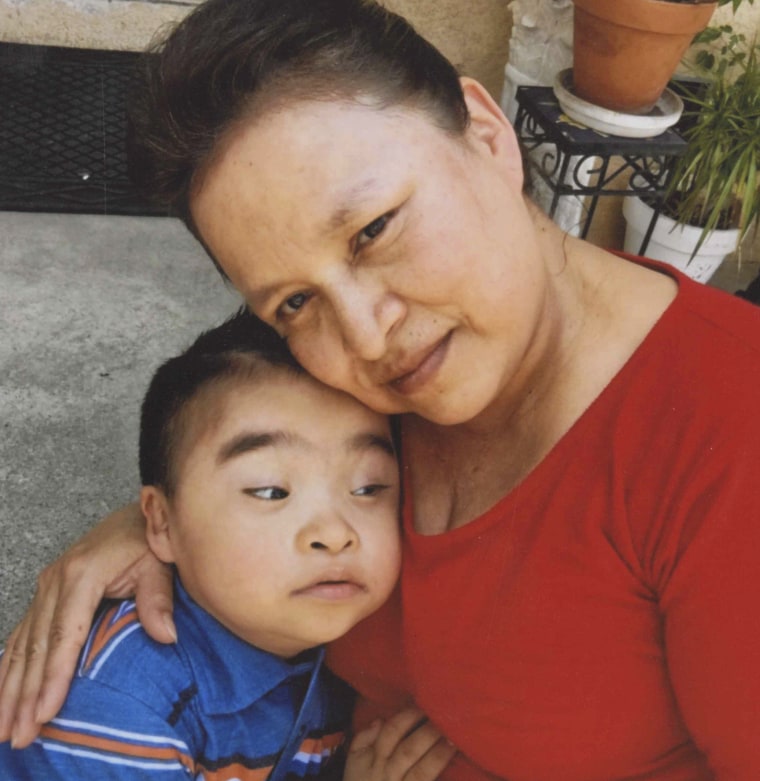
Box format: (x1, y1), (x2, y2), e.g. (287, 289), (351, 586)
(513, 86), (688, 255)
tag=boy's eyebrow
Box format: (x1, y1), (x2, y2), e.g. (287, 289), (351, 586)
(217, 431), (294, 464)
(217, 430), (395, 464)
(348, 432), (395, 457)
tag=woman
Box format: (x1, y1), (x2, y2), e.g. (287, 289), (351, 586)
(3, 0), (760, 778)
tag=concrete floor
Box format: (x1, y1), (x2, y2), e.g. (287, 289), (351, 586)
(0, 211), (239, 643)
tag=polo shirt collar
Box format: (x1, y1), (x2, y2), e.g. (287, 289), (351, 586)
(173, 577), (322, 715)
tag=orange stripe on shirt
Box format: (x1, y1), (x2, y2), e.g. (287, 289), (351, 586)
(197, 762), (273, 781)
(196, 731), (345, 780)
(40, 724), (194, 772)
(299, 730), (345, 755)
(81, 606), (139, 672)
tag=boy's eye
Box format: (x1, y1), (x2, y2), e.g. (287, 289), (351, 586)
(351, 484), (389, 497)
(245, 486), (289, 501)
(356, 212), (393, 249)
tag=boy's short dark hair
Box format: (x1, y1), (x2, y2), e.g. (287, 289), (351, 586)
(139, 308), (303, 496)
(127, 0), (469, 254)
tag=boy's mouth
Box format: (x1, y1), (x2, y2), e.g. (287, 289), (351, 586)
(293, 575), (367, 601)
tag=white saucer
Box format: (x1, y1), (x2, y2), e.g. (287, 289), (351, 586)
(552, 69), (683, 138)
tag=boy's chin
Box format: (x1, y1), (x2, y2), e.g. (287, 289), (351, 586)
(291, 609), (375, 652)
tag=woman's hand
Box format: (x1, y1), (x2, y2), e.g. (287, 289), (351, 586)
(344, 707), (457, 781)
(0, 502), (175, 748)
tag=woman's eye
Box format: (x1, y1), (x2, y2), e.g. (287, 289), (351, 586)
(356, 212), (393, 249)
(279, 292), (310, 318)
(245, 486), (289, 501)
(351, 484), (389, 497)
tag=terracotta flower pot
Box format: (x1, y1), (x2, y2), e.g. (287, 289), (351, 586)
(572, 0), (717, 114)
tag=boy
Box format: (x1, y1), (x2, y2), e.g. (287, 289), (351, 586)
(0, 309), (412, 780)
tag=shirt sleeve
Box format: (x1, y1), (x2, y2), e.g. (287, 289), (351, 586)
(0, 677), (195, 780)
(657, 431), (760, 779)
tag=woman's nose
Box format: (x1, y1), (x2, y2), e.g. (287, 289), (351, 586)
(330, 277), (405, 361)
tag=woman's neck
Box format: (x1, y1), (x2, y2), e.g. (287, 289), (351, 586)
(402, 224), (677, 535)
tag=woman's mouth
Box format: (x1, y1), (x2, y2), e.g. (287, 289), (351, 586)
(390, 332), (452, 396)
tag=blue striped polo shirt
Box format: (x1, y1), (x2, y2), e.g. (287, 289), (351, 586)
(0, 577), (354, 780)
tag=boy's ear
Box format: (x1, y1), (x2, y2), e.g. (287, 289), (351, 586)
(141, 486), (177, 564)
(459, 76), (524, 188)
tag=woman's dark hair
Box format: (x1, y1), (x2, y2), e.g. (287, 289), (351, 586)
(139, 308), (303, 496)
(127, 0), (469, 250)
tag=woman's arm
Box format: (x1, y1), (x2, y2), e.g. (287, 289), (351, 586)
(0, 502), (174, 748)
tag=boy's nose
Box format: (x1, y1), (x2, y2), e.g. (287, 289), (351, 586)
(297, 513), (359, 554)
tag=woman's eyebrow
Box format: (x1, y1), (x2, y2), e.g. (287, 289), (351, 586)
(328, 177), (381, 231)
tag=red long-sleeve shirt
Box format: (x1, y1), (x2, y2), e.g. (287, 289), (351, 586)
(329, 261), (760, 781)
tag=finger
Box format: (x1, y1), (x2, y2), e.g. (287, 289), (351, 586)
(383, 720), (447, 774)
(0, 621), (19, 692)
(0, 618), (32, 742)
(133, 556), (177, 644)
(371, 706), (427, 760)
(404, 738), (458, 781)
(4, 561), (67, 747)
(32, 558), (108, 730)
(348, 719), (383, 754)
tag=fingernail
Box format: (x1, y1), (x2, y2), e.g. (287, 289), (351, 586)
(163, 614), (177, 643)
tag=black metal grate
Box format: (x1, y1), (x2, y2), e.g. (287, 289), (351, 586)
(0, 42), (169, 216)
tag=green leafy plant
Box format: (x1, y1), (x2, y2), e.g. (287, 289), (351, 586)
(693, 22), (755, 71)
(717, 0), (754, 10)
(664, 26), (760, 253)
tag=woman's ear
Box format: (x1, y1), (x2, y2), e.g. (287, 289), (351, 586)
(459, 77), (524, 188)
(141, 486), (177, 564)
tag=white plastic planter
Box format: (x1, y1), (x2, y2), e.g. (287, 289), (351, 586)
(553, 69), (683, 139)
(623, 194), (740, 283)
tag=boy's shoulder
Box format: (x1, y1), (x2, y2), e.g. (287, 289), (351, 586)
(79, 587), (354, 725)
(0, 600), (202, 779)
(74, 598), (196, 723)
(73, 589), (281, 715)
(72, 592), (352, 778)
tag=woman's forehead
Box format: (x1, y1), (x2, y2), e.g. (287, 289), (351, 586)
(193, 101), (450, 239)
(222, 99), (457, 181)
